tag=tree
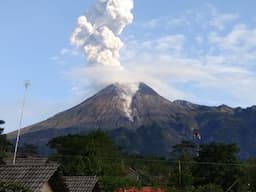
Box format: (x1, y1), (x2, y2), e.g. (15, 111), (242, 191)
(0, 182), (31, 192)
(168, 155), (194, 191)
(195, 183), (223, 192)
(168, 141), (196, 190)
(19, 144), (38, 157)
(48, 130), (126, 176)
(100, 176), (140, 192)
(193, 143), (242, 191)
(172, 140), (197, 159)
(240, 159), (256, 191)
(0, 121), (11, 164)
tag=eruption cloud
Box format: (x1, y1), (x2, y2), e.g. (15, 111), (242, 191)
(71, 0), (134, 68)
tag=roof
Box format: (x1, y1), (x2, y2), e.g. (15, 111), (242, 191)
(4, 157), (49, 165)
(0, 164), (59, 192)
(64, 176), (98, 192)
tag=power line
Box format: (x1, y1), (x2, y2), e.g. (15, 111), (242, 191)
(49, 154), (244, 167)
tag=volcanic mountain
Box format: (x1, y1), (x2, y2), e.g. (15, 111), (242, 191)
(9, 83), (188, 135)
(8, 82), (256, 158)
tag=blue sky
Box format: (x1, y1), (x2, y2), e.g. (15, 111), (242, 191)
(1, 0), (256, 132)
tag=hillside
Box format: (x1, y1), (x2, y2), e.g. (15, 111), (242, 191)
(7, 82), (256, 158)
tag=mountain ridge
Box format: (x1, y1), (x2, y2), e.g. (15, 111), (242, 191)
(7, 82), (256, 158)
(8, 82), (187, 137)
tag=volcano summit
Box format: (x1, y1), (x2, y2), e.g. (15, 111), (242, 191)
(9, 82), (190, 136)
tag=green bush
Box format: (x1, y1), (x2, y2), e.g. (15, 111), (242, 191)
(0, 182), (31, 192)
(99, 176), (140, 192)
(195, 183), (223, 192)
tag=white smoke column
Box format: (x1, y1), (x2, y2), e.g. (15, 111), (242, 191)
(71, 0), (134, 68)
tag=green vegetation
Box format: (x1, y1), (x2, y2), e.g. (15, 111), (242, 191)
(0, 182), (31, 192)
(0, 121), (11, 164)
(194, 183), (224, 192)
(241, 159), (256, 191)
(193, 143), (242, 190)
(46, 130), (256, 191)
(48, 130), (126, 176)
(19, 144), (38, 157)
(99, 176), (140, 192)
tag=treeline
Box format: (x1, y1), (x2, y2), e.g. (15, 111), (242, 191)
(1, 127), (256, 191)
(47, 130), (256, 192)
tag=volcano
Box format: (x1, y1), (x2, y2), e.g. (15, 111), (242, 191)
(8, 82), (256, 158)
(8, 83), (194, 138)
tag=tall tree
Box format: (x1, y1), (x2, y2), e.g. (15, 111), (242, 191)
(172, 140), (197, 158)
(48, 130), (126, 176)
(240, 159), (256, 191)
(169, 141), (196, 190)
(19, 144), (38, 157)
(193, 143), (242, 191)
(0, 120), (10, 164)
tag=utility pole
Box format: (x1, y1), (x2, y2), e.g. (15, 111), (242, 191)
(13, 80), (30, 165)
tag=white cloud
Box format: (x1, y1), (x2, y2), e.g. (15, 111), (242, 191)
(209, 24), (256, 51)
(143, 18), (159, 28)
(208, 5), (238, 31)
(60, 48), (79, 56)
(142, 5), (238, 32)
(138, 34), (186, 54)
(66, 4), (256, 107)
(51, 56), (60, 61)
(51, 47), (82, 66)
(142, 16), (190, 29)
(68, 46), (256, 107)
(208, 24), (256, 65)
(195, 36), (204, 44)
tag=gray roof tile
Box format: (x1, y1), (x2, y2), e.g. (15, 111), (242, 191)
(4, 158), (49, 165)
(64, 176), (98, 192)
(0, 164), (59, 192)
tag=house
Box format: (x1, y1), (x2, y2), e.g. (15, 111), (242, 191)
(0, 159), (101, 192)
(64, 176), (100, 192)
(4, 157), (49, 165)
(0, 163), (68, 192)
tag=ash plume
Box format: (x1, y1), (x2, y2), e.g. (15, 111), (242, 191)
(71, 0), (134, 68)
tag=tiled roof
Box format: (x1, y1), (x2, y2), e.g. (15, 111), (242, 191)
(0, 164), (59, 192)
(64, 176), (98, 192)
(4, 158), (49, 165)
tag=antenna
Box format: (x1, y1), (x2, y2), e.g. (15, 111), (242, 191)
(13, 80), (30, 165)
